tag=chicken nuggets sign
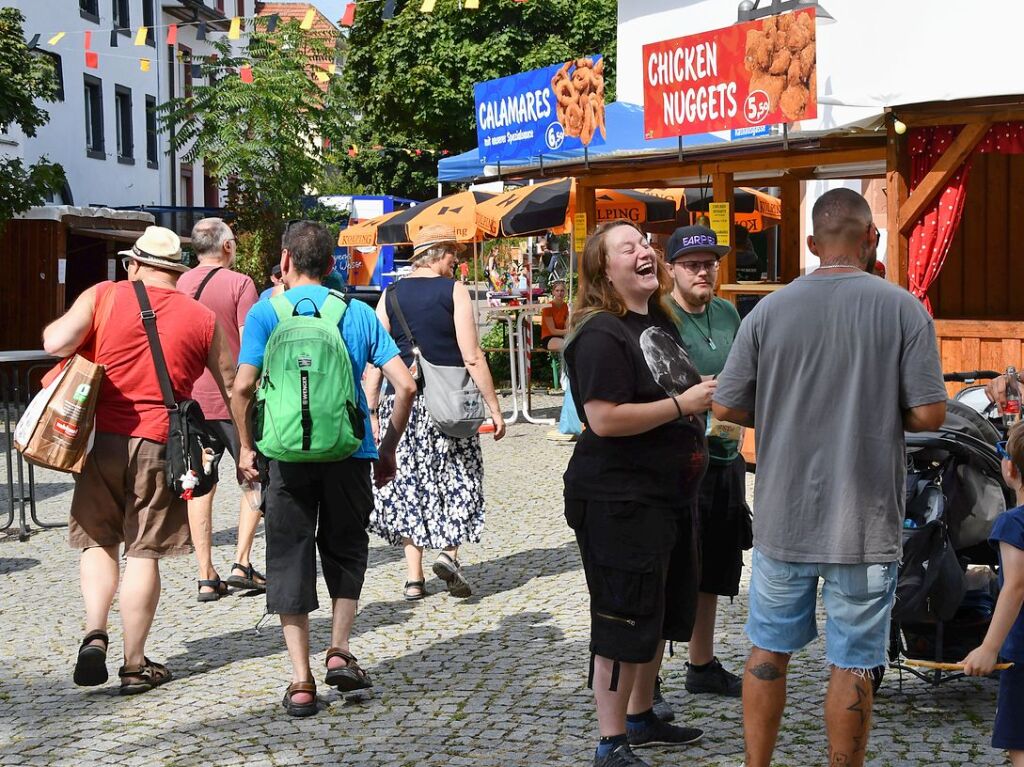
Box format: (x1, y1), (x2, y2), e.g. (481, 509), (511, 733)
(643, 9), (817, 139)
(475, 55), (606, 163)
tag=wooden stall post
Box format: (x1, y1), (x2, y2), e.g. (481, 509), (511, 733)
(779, 174), (802, 281)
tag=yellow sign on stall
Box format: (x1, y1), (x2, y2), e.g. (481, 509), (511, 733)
(708, 202), (731, 246)
(573, 213), (588, 253)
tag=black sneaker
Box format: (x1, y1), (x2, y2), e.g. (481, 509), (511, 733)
(594, 743), (651, 766)
(684, 657), (742, 697)
(652, 676), (675, 722)
(627, 719), (704, 748)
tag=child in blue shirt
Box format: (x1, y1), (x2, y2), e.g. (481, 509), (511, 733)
(963, 421), (1024, 764)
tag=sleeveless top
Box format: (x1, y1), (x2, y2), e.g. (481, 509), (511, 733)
(385, 276), (464, 368)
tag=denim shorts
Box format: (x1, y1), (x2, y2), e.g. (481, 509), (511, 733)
(746, 549), (898, 669)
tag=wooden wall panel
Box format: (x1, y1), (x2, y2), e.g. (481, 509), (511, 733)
(936, 319), (1024, 396)
(1, 220), (61, 351)
(929, 153), (1024, 320)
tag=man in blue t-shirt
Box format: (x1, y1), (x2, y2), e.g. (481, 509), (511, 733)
(232, 221), (417, 717)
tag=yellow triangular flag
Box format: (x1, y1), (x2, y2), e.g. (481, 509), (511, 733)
(328, 63), (337, 75)
(465, 0), (480, 7)
(315, 70), (329, 83)
(140, 58), (151, 72)
(420, 0), (436, 11)
(134, 26), (147, 45)
(300, 8), (316, 29)
(47, 32), (65, 46)
(228, 16), (241, 39)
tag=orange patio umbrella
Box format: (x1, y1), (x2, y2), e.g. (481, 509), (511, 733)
(337, 209), (407, 248)
(376, 190), (494, 244)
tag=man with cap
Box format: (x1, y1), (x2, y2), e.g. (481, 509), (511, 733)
(259, 264), (283, 301)
(43, 226), (237, 695)
(655, 225), (747, 719)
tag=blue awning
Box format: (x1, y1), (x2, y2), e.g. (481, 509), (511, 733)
(438, 102), (726, 183)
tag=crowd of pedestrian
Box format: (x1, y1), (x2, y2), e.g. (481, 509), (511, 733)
(39, 190), (1024, 766)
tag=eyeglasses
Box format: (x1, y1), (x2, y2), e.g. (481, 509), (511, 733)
(997, 440), (1010, 461)
(675, 259), (720, 275)
(121, 256), (134, 272)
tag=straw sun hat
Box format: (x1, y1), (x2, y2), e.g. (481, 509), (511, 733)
(411, 225), (467, 257)
(117, 226), (189, 273)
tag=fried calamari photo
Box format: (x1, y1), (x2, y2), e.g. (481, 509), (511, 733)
(551, 57), (606, 146)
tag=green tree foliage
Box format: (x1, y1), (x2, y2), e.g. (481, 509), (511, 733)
(159, 17), (346, 274)
(0, 8), (66, 231)
(328, 0), (617, 200)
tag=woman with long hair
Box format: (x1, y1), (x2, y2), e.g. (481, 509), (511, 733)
(563, 220), (716, 767)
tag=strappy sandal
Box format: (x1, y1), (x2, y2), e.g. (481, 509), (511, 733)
(432, 552), (472, 598)
(118, 657), (172, 695)
(73, 630), (109, 687)
(281, 680), (318, 717)
(197, 576), (229, 602)
(225, 562), (267, 591)
(324, 648), (373, 692)
(403, 579), (427, 601)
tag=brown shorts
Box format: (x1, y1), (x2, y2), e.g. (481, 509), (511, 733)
(68, 432), (192, 558)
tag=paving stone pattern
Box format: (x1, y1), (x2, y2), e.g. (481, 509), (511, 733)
(0, 395), (1006, 766)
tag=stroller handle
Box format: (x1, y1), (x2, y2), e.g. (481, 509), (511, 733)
(943, 370), (1001, 383)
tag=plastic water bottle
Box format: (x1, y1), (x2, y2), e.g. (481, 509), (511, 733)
(1004, 366), (1022, 428)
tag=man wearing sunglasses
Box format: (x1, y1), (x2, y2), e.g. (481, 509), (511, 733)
(655, 225), (747, 718)
(713, 188), (948, 767)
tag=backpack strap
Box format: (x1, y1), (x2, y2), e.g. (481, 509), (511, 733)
(269, 293), (294, 323)
(131, 281), (177, 412)
(319, 290), (349, 327)
(192, 266), (222, 302)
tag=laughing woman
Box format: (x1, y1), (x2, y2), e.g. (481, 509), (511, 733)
(563, 220), (716, 767)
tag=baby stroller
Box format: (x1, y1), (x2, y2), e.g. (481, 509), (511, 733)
(883, 371), (1013, 689)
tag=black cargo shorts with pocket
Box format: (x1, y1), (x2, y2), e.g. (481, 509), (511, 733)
(565, 497), (700, 664)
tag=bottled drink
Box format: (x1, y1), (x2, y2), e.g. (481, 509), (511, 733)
(1004, 366), (1022, 427)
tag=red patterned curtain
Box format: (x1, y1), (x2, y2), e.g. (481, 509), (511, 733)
(907, 122), (1024, 313)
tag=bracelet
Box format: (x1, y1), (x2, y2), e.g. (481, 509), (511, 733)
(369, 407), (379, 415)
(669, 396), (684, 421)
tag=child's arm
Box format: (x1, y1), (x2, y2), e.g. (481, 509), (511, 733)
(963, 542), (1024, 675)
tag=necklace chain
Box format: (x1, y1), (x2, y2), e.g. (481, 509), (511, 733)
(683, 302), (716, 349)
(816, 264), (859, 270)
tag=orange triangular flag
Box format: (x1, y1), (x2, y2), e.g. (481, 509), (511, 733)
(140, 58), (151, 72)
(340, 3), (356, 26)
(228, 17), (241, 39)
(134, 26), (147, 45)
(84, 30), (92, 50)
(240, 65), (254, 83)
(166, 24), (177, 46)
(300, 8), (316, 29)
(85, 51), (98, 69)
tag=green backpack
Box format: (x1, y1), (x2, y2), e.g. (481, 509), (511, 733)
(254, 291), (364, 462)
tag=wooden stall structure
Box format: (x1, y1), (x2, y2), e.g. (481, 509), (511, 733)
(1, 207), (153, 350)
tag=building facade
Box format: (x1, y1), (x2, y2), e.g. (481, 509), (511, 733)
(2, 0), (257, 209)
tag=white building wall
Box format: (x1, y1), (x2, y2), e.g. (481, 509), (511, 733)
(2, 0), (255, 210)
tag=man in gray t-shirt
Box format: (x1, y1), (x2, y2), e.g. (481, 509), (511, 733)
(713, 188), (947, 767)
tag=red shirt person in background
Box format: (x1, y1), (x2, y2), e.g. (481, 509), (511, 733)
(43, 226), (236, 695)
(177, 218), (263, 602)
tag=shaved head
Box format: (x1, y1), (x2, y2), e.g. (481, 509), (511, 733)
(811, 188), (873, 246)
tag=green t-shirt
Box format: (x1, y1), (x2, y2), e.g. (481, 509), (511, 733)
(669, 295), (742, 465)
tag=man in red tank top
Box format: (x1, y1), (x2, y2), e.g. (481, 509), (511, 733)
(177, 217), (263, 602)
(43, 226), (237, 696)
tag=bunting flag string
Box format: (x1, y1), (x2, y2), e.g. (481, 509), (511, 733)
(134, 26), (148, 46)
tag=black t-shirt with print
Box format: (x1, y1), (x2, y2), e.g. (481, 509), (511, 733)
(563, 310), (708, 506)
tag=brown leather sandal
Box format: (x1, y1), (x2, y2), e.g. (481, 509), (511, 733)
(281, 680), (318, 717)
(73, 630), (109, 687)
(118, 657), (172, 695)
(324, 647), (373, 692)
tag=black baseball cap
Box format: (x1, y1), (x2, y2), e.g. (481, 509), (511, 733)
(665, 224), (731, 262)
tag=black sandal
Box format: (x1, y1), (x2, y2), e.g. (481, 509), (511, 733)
(73, 630), (109, 687)
(197, 577), (229, 602)
(225, 562), (267, 591)
(118, 657), (172, 695)
(324, 648), (373, 692)
(282, 680), (318, 717)
(403, 579), (427, 601)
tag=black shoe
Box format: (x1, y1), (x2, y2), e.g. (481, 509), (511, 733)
(685, 657), (742, 697)
(593, 744), (651, 766)
(626, 719), (704, 748)
(652, 676), (675, 722)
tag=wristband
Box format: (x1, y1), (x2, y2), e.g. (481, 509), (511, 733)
(369, 407), (379, 415)
(669, 396), (684, 420)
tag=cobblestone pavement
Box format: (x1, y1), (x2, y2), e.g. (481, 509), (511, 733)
(0, 394), (1007, 766)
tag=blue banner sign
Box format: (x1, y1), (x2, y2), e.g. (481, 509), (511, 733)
(731, 125), (774, 140)
(474, 55), (606, 164)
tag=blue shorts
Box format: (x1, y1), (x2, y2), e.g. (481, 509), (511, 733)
(746, 549), (898, 669)
(993, 662), (1024, 750)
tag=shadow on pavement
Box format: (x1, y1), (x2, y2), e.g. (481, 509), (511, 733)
(456, 540), (581, 603)
(0, 556), (40, 574)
